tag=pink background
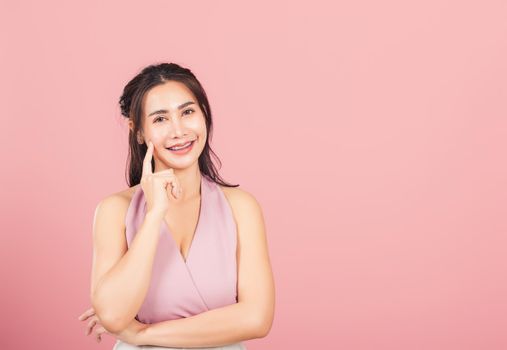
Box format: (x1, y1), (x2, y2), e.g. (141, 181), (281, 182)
(1, 1), (506, 349)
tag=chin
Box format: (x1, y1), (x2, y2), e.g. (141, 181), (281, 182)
(165, 158), (199, 169)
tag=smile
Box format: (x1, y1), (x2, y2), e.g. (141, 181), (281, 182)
(166, 140), (195, 155)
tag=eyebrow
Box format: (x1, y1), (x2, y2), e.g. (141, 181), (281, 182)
(147, 101), (196, 118)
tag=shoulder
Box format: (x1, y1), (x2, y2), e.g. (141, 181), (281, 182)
(218, 184), (265, 228)
(94, 184), (141, 224)
(219, 184), (262, 211)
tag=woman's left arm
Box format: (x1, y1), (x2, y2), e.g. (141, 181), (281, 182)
(136, 189), (275, 348)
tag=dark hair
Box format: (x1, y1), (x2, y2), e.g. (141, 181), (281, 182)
(118, 62), (239, 188)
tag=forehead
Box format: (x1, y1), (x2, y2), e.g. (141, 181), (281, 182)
(143, 81), (196, 110)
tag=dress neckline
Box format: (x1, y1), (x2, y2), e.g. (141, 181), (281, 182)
(141, 175), (206, 265)
(163, 175), (205, 264)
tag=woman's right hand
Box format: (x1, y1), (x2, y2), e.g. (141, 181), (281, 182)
(140, 140), (182, 216)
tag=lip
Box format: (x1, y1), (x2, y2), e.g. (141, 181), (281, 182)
(166, 140), (195, 155)
(168, 139), (195, 148)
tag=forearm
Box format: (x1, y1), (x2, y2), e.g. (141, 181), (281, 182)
(92, 211), (164, 332)
(137, 302), (262, 348)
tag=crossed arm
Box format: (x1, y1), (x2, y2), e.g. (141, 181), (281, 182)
(89, 187), (275, 347)
(135, 189), (275, 347)
(135, 301), (264, 347)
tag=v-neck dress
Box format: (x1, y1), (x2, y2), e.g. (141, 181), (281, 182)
(113, 175), (246, 350)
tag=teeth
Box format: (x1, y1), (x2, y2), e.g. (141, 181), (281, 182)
(168, 141), (192, 150)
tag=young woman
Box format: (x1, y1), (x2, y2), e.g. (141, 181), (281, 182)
(78, 63), (275, 349)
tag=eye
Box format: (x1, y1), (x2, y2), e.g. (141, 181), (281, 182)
(183, 108), (194, 116)
(154, 116), (165, 123)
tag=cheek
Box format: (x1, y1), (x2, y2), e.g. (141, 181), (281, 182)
(197, 125), (207, 141)
(146, 126), (166, 139)
(188, 119), (206, 136)
(197, 117), (207, 135)
(145, 131), (167, 148)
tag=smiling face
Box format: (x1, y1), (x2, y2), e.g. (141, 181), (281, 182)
(129, 80), (207, 171)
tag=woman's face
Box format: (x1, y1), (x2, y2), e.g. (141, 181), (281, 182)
(130, 80), (207, 171)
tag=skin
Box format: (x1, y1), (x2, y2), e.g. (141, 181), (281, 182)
(131, 81), (209, 254)
(134, 80), (208, 204)
(78, 81), (275, 346)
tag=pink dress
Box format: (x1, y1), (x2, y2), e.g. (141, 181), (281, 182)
(114, 174), (246, 350)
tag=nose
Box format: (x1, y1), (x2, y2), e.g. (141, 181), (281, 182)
(169, 117), (185, 138)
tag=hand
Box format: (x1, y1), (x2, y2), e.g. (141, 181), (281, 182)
(141, 140), (183, 215)
(77, 306), (108, 343)
(78, 306), (148, 345)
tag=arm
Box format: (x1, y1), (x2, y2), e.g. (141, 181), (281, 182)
(136, 188), (275, 348)
(90, 194), (164, 334)
(136, 302), (261, 347)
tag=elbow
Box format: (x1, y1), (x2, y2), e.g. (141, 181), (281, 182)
(255, 322), (272, 339)
(104, 320), (128, 335)
(91, 293), (127, 334)
(251, 314), (273, 339)
(243, 301), (274, 339)
(95, 311), (128, 334)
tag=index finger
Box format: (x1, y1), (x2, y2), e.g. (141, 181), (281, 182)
(77, 307), (95, 321)
(142, 140), (154, 177)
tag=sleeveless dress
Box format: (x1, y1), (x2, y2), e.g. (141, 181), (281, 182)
(113, 175), (247, 350)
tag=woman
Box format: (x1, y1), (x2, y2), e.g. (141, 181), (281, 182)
(77, 63), (275, 349)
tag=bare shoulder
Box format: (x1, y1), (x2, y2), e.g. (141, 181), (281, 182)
(218, 184), (265, 227)
(111, 184), (140, 204)
(219, 184), (262, 209)
(95, 184), (141, 225)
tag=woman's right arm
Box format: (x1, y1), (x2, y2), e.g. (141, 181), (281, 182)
(89, 194), (164, 334)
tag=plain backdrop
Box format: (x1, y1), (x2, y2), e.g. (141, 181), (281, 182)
(0, 1), (506, 349)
